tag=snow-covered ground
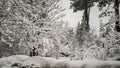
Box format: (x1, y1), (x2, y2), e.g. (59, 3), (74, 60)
(0, 55), (120, 68)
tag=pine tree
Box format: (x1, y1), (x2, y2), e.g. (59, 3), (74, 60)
(70, 0), (95, 32)
(97, 0), (120, 32)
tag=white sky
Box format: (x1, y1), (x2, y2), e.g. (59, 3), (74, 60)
(61, 0), (110, 34)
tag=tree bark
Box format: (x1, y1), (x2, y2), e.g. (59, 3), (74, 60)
(114, 0), (120, 32)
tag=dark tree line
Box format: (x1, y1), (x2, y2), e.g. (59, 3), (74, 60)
(70, 0), (120, 33)
(70, 0), (120, 46)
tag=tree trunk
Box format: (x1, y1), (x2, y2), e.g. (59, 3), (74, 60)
(0, 21), (1, 42)
(30, 47), (38, 56)
(114, 0), (120, 32)
(84, 0), (90, 32)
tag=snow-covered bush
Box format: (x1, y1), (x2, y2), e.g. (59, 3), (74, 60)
(99, 15), (120, 60)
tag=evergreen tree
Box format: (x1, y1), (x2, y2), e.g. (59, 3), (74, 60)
(97, 0), (120, 32)
(70, 0), (95, 32)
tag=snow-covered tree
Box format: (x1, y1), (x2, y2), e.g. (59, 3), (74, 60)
(0, 0), (67, 57)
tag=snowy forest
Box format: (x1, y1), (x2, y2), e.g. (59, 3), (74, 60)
(0, 0), (120, 68)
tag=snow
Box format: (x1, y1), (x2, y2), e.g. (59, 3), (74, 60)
(21, 56), (48, 68)
(0, 55), (29, 68)
(0, 55), (120, 68)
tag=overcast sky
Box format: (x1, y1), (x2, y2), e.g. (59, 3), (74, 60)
(61, 0), (110, 34)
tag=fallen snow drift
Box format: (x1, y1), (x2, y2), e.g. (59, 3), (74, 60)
(0, 55), (120, 68)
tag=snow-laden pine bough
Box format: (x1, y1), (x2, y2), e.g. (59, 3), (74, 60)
(0, 55), (120, 68)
